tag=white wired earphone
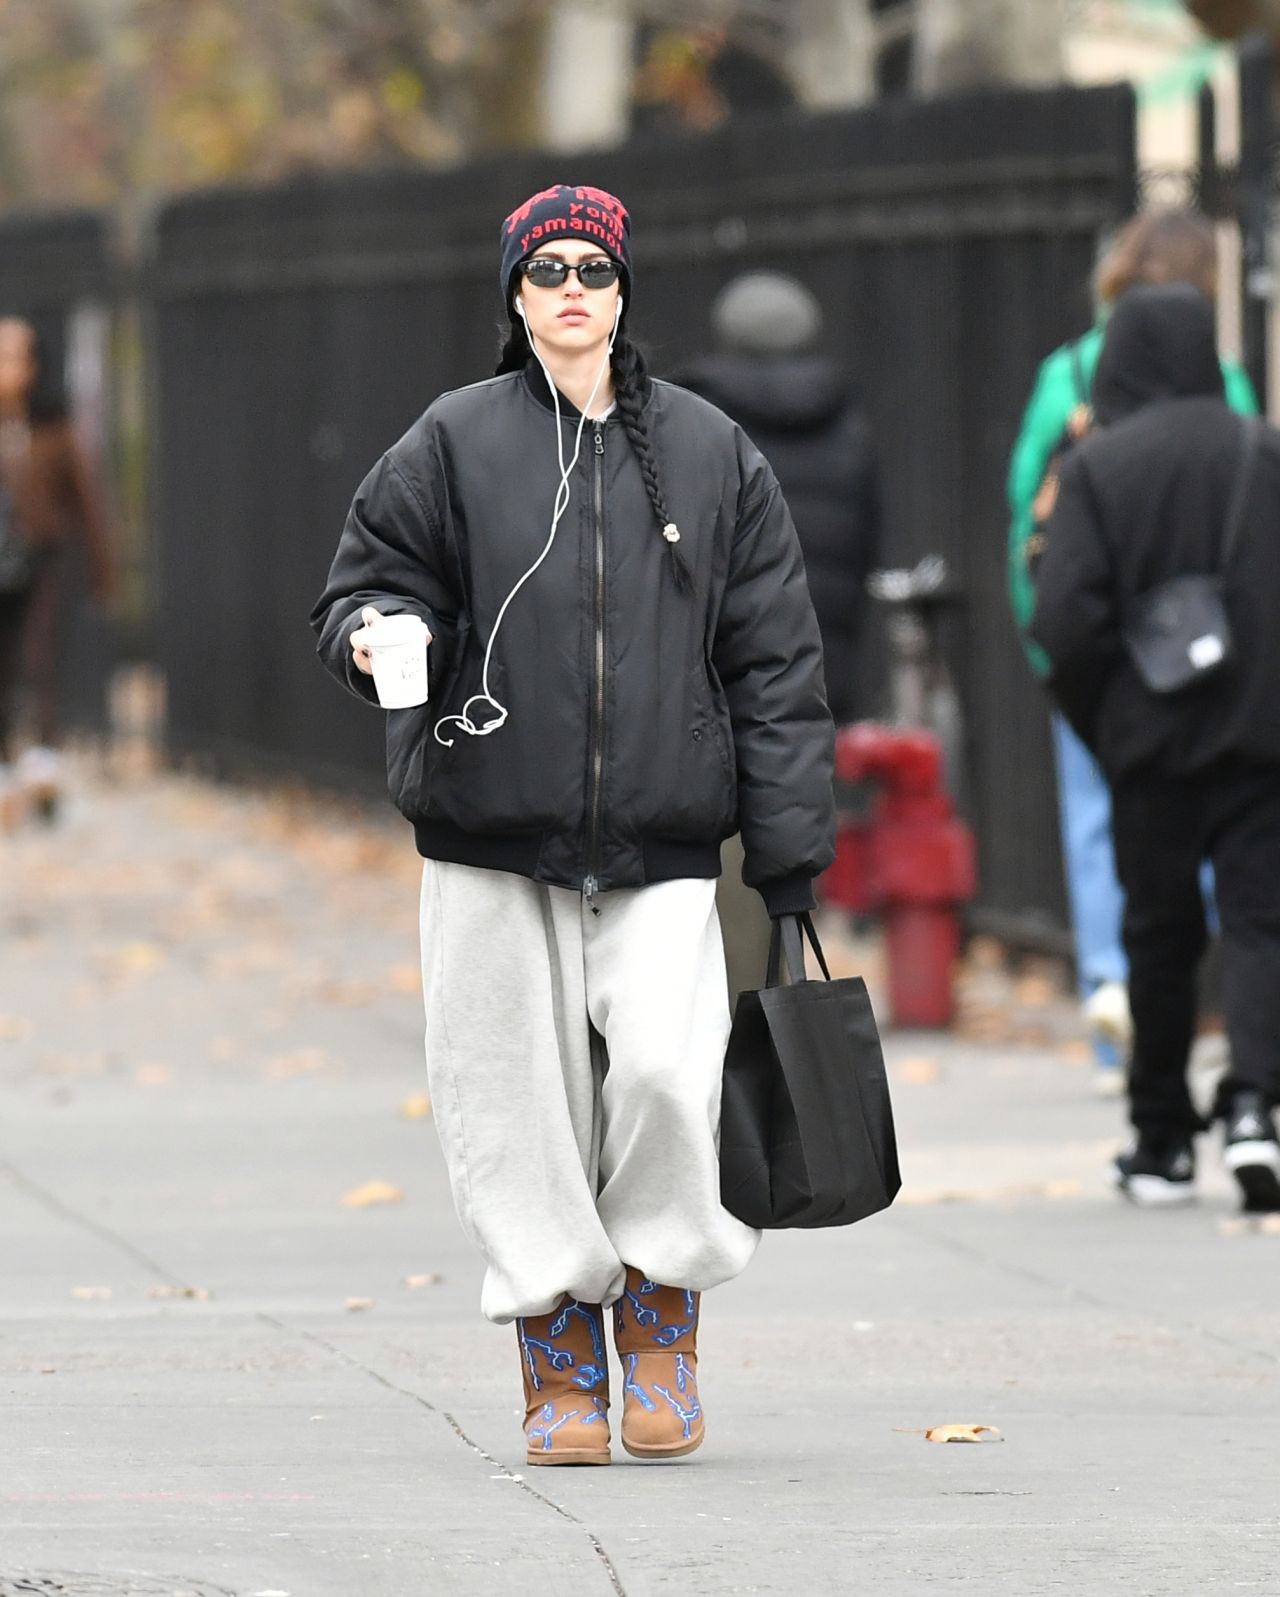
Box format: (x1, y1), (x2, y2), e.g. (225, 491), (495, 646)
(433, 294), (623, 748)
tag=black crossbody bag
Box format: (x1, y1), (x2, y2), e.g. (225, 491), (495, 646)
(1122, 416), (1261, 695)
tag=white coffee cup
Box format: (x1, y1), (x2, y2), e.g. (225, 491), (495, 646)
(360, 614), (430, 709)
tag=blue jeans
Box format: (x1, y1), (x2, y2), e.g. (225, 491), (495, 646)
(1051, 715), (1128, 996)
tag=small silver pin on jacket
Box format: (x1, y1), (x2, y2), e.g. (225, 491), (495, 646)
(662, 523), (681, 543)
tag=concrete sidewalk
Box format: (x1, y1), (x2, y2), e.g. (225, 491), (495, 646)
(1, 768), (1277, 1597)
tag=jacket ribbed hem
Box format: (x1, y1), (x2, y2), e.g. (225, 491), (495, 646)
(412, 821), (546, 879)
(412, 821), (723, 890)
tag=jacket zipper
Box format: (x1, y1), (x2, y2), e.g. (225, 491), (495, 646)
(583, 422), (606, 914)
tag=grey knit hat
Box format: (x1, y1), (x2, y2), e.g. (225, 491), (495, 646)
(711, 272), (823, 357)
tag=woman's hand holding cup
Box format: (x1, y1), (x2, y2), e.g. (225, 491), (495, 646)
(350, 607), (433, 708)
(350, 606), (384, 675)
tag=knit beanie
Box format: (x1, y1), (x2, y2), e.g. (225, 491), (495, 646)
(500, 184), (632, 310)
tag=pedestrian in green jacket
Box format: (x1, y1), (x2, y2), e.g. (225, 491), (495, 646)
(1005, 209), (1258, 1096)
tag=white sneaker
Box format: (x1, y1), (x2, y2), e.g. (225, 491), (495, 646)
(1084, 981), (1133, 1050)
(1084, 981), (1131, 1098)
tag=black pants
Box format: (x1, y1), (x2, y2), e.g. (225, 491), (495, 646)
(1111, 760), (1280, 1141)
(0, 581), (34, 763)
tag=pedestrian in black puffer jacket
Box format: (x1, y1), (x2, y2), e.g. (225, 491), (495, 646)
(677, 272), (882, 725)
(310, 183), (835, 1469)
(1031, 282), (1280, 1214)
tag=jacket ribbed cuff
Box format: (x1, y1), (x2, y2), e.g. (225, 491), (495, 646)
(759, 874), (817, 918)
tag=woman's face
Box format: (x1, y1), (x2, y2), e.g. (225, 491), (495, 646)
(0, 320), (38, 407)
(514, 239), (623, 359)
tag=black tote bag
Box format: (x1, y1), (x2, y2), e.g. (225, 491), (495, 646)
(719, 913), (900, 1229)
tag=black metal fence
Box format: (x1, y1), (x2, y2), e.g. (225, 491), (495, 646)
(148, 83), (1136, 934)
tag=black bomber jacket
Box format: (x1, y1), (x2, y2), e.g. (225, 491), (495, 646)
(310, 364), (836, 915)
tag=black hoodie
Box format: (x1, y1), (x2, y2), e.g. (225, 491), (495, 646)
(1031, 284), (1280, 778)
(676, 354), (881, 724)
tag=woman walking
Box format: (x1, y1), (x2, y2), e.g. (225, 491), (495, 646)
(312, 184), (835, 1465)
(0, 317), (112, 825)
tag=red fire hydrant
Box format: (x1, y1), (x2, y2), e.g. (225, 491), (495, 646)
(820, 724), (976, 1028)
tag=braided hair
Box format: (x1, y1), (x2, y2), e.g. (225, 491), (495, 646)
(495, 316), (694, 594)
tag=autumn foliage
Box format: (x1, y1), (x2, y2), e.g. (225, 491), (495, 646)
(0, 0), (517, 206)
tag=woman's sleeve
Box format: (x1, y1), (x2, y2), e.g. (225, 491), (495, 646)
(310, 447), (461, 706)
(712, 460), (835, 917)
(1007, 350), (1070, 676)
(1027, 453), (1123, 751)
(1223, 359), (1259, 417)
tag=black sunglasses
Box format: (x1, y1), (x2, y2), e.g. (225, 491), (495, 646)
(518, 257), (620, 290)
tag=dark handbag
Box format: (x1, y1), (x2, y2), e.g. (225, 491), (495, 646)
(1123, 417), (1261, 695)
(719, 912), (900, 1229)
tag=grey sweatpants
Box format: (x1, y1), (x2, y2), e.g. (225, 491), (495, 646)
(419, 860), (760, 1323)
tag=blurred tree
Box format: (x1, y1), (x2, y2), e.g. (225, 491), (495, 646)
(632, 16), (796, 135)
(787, 1), (875, 108)
(0, 0), (864, 206)
(0, 0), (582, 205)
(1184, 0), (1280, 44)
(913, 0), (1065, 92)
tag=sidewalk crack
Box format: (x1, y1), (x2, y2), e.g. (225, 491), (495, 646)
(896, 1210), (1279, 1366)
(257, 1312), (628, 1597)
(0, 1159), (190, 1289)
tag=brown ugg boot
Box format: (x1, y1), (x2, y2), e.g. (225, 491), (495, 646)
(517, 1298), (611, 1466)
(612, 1267), (704, 1459)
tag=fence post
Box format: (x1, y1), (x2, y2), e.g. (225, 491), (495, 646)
(1237, 30), (1272, 413)
(1197, 79), (1219, 217)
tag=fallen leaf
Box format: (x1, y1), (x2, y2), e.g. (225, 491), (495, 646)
(1041, 1179), (1084, 1200)
(265, 1047), (329, 1080)
(926, 1424), (1003, 1444)
(134, 1062), (173, 1086)
(344, 1296), (375, 1312)
(146, 1284), (211, 1300)
(71, 1286), (112, 1300)
(40, 1366), (57, 1374)
(1221, 1214), (1280, 1237)
(402, 1272), (443, 1289)
(965, 937), (1005, 971)
(389, 963), (422, 994)
(399, 1092), (432, 1119)
(898, 1179), (1083, 1206)
(896, 1056), (941, 1086)
(0, 1014), (34, 1042)
(316, 978), (381, 1007)
(342, 1180), (404, 1208)
(101, 941), (166, 976)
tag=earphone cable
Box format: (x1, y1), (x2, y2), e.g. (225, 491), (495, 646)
(433, 302), (619, 748)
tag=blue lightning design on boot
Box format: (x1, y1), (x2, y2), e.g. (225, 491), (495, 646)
(622, 1352), (657, 1411)
(653, 1289), (697, 1346)
(653, 1353), (701, 1441)
(550, 1300), (609, 1392)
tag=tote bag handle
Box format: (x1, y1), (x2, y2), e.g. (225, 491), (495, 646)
(765, 912), (833, 988)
